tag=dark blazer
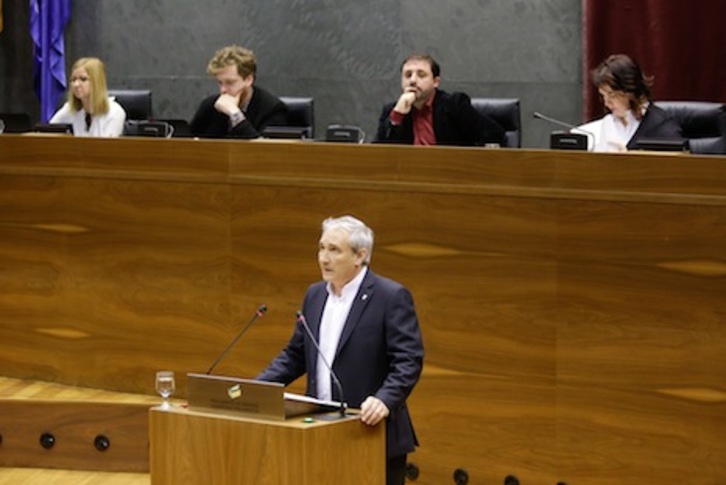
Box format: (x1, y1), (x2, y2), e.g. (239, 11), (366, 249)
(626, 104), (682, 149)
(375, 89), (506, 146)
(190, 85), (287, 139)
(257, 269), (424, 459)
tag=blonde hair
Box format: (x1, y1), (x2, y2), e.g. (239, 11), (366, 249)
(207, 45), (257, 79)
(67, 57), (110, 115)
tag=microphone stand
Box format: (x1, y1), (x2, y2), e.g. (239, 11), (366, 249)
(296, 311), (348, 417)
(206, 304), (267, 375)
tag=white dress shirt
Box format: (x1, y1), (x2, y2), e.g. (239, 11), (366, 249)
(575, 105), (648, 152)
(316, 267), (367, 401)
(50, 97), (126, 137)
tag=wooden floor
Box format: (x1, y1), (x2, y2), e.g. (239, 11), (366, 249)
(0, 468), (149, 485)
(0, 376), (161, 403)
(0, 376), (155, 484)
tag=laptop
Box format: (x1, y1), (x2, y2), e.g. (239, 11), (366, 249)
(186, 373), (343, 421)
(187, 373), (285, 420)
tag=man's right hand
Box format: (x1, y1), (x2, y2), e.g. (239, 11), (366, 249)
(214, 93), (242, 117)
(393, 91), (417, 115)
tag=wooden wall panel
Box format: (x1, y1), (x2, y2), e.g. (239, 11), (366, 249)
(1, 136), (726, 484)
(0, 173), (232, 392)
(555, 196), (726, 483)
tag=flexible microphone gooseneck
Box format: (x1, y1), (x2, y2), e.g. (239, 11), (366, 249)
(205, 304), (267, 375)
(533, 111), (581, 131)
(296, 311), (348, 417)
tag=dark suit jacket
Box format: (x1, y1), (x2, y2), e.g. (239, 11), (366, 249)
(375, 89), (506, 146)
(626, 104), (682, 149)
(257, 269), (424, 458)
(190, 85), (287, 139)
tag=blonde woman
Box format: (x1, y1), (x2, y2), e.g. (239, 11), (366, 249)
(50, 57), (126, 137)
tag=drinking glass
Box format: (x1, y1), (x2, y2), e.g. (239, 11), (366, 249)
(155, 371), (176, 409)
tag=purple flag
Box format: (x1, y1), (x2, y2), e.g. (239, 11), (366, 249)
(30, 0), (72, 122)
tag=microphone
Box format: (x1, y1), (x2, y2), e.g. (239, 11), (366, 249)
(533, 111), (581, 131)
(205, 304), (267, 375)
(296, 311), (348, 416)
(532, 111), (594, 150)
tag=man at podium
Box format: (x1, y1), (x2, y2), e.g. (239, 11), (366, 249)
(258, 215), (424, 485)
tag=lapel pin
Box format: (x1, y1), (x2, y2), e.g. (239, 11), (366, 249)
(361, 294), (368, 301)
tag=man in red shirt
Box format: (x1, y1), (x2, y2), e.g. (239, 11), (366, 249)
(375, 54), (505, 146)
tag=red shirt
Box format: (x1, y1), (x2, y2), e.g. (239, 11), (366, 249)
(389, 93), (437, 145)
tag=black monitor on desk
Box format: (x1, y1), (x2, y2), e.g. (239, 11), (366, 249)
(633, 138), (688, 152)
(34, 123), (74, 134)
(262, 126), (310, 140)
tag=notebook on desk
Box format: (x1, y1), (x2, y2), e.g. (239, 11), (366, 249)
(186, 373), (343, 421)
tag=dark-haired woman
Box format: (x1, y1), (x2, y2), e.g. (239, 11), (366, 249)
(579, 54), (681, 152)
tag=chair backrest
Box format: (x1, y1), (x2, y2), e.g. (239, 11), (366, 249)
(0, 113), (32, 133)
(470, 98), (522, 148)
(655, 101), (726, 154)
(279, 96), (314, 138)
(108, 89), (153, 120)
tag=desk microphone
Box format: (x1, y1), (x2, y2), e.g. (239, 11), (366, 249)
(296, 311), (348, 417)
(205, 304), (267, 375)
(533, 111), (594, 150)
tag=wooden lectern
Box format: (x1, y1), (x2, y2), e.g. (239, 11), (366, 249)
(149, 405), (385, 484)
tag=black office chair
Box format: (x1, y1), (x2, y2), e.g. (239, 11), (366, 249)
(279, 96), (315, 139)
(108, 89), (153, 120)
(655, 101), (726, 155)
(470, 98), (522, 148)
(0, 113), (32, 133)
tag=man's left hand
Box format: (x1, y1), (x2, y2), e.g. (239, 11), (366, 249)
(359, 396), (390, 426)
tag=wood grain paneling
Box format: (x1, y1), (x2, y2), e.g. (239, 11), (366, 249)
(149, 407), (384, 484)
(0, 400), (149, 471)
(0, 377), (154, 483)
(0, 468), (149, 484)
(2, 135), (726, 484)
